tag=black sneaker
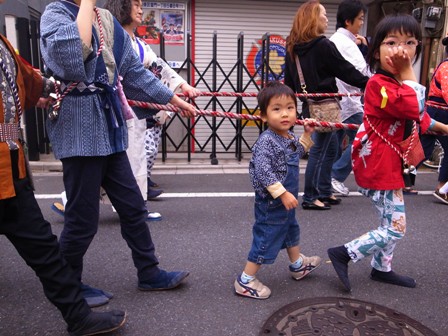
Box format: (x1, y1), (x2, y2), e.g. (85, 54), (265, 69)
(148, 178), (159, 188)
(80, 284), (113, 308)
(68, 310), (126, 336)
(147, 188), (163, 200)
(138, 270), (189, 291)
(370, 269), (416, 288)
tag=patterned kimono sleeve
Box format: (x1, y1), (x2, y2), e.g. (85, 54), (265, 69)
(139, 38), (185, 120)
(402, 80), (431, 132)
(140, 39), (185, 92)
(119, 33), (173, 107)
(368, 77), (420, 121)
(40, 2), (96, 82)
(437, 62), (448, 104)
(12, 45), (43, 109)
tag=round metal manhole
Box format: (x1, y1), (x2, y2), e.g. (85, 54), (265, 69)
(260, 297), (438, 336)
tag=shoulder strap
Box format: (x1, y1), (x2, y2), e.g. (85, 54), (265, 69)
(294, 55), (307, 94)
(135, 38), (145, 63)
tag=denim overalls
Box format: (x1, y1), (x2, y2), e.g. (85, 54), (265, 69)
(248, 134), (301, 265)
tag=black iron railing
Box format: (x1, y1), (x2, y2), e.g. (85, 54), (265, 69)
(26, 31), (282, 164)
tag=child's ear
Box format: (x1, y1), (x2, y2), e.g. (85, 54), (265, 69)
(261, 115), (268, 123)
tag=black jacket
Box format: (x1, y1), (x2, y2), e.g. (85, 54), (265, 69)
(284, 36), (369, 101)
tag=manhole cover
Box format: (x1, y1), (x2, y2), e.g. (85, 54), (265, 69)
(260, 297), (438, 336)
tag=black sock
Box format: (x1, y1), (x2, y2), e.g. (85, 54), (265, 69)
(327, 245), (351, 292)
(370, 269), (416, 288)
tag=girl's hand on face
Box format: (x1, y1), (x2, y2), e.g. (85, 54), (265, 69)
(385, 46), (411, 75)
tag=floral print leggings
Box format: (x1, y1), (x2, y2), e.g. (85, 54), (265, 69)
(345, 188), (406, 272)
(145, 125), (162, 179)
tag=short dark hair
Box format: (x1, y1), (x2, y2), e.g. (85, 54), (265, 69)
(336, 0), (367, 30)
(104, 0), (133, 26)
(443, 36), (448, 54)
(366, 14), (422, 72)
(257, 81), (297, 117)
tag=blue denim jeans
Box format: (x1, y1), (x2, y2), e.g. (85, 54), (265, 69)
(332, 112), (363, 182)
(303, 131), (338, 202)
(421, 105), (448, 182)
(248, 196), (300, 265)
(248, 135), (300, 265)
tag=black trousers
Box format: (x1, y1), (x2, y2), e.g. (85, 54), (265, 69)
(60, 151), (160, 283)
(0, 175), (90, 327)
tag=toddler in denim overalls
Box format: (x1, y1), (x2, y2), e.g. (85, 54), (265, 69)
(234, 82), (322, 299)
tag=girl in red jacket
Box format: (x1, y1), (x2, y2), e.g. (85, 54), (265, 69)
(327, 15), (448, 292)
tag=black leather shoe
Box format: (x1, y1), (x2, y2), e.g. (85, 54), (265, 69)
(319, 196), (342, 205)
(302, 201), (331, 210)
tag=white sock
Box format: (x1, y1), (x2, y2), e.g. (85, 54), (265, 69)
(61, 191), (67, 207)
(240, 272), (255, 284)
(290, 256), (303, 270)
(439, 182), (448, 194)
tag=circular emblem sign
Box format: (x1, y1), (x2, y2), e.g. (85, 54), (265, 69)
(246, 34), (286, 83)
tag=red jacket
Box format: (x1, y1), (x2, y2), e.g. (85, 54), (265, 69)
(352, 71), (431, 190)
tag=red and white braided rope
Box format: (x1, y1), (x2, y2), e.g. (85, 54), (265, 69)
(426, 101), (448, 110)
(53, 7), (104, 113)
(365, 115), (416, 166)
(127, 99), (360, 131)
(176, 91), (363, 98)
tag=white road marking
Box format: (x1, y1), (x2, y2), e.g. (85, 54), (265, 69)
(34, 190), (436, 199)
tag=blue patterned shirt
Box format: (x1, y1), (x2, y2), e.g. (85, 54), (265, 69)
(40, 3), (174, 159)
(249, 129), (306, 198)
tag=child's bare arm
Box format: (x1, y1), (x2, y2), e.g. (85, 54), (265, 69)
(430, 121), (448, 135)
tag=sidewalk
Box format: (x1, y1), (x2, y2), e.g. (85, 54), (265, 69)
(29, 152), (308, 175)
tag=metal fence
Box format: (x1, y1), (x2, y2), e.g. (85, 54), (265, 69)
(26, 31), (281, 164)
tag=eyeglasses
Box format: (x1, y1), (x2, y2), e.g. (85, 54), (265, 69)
(381, 39), (420, 48)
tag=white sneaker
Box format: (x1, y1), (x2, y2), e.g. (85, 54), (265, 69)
(234, 276), (271, 299)
(331, 178), (349, 196)
(146, 212), (162, 221)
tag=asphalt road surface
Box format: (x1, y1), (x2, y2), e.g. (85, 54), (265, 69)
(1, 170), (447, 336)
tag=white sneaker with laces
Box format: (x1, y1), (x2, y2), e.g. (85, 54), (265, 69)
(331, 178), (349, 196)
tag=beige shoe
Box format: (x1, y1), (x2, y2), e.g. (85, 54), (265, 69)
(234, 276), (271, 299)
(289, 254), (322, 280)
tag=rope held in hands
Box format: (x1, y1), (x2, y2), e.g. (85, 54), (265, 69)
(127, 99), (360, 131)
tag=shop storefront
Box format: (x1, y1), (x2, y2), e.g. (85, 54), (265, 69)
(2, 0), (446, 160)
